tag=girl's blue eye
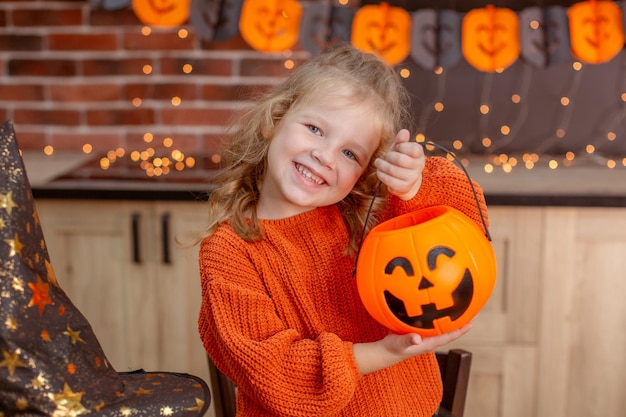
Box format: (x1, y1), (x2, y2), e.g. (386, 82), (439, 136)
(308, 125), (321, 135)
(343, 149), (357, 160)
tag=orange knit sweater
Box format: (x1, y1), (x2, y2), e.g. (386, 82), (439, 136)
(198, 156), (488, 417)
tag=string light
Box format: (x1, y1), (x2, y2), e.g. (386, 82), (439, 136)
(38, 11), (626, 178)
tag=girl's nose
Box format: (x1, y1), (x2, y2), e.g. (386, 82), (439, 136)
(311, 147), (335, 169)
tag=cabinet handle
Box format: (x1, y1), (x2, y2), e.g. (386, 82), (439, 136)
(131, 212), (141, 264)
(161, 213), (171, 265)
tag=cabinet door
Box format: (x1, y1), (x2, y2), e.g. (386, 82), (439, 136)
(152, 201), (211, 383)
(536, 207), (626, 417)
(36, 200), (211, 382)
(36, 199), (158, 372)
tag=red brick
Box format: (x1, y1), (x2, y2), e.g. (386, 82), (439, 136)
(200, 133), (227, 152)
(50, 131), (123, 151)
(13, 8), (83, 26)
(0, 84), (44, 101)
(87, 108), (155, 125)
(199, 35), (250, 51)
(50, 83), (123, 102)
(14, 109), (81, 126)
(49, 33), (118, 51)
(82, 58), (152, 76)
(161, 108), (235, 126)
(201, 84), (269, 101)
(0, 10), (6, 27)
(89, 8), (139, 26)
(0, 108), (7, 122)
(0, 34), (43, 51)
(125, 83), (198, 100)
(160, 57), (233, 76)
(9, 59), (77, 76)
(124, 32), (195, 51)
(11, 128), (46, 150)
(240, 57), (298, 77)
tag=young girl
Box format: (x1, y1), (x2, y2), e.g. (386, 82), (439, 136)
(198, 44), (487, 416)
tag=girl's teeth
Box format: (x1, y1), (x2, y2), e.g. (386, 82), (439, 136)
(297, 164), (324, 185)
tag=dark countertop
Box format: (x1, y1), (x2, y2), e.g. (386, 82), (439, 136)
(24, 151), (626, 206)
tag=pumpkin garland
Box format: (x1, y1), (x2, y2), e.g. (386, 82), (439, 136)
(125, 1), (626, 69)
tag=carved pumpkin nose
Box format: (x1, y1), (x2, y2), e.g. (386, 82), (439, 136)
(419, 277), (434, 290)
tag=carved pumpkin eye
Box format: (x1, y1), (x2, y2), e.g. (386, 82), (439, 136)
(568, 0), (624, 64)
(356, 205), (497, 337)
(132, 0), (190, 27)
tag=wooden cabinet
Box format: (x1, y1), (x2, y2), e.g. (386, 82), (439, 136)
(34, 200), (626, 417)
(35, 199), (213, 414)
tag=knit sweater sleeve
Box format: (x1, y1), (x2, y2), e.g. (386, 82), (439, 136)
(388, 156), (489, 230)
(198, 229), (362, 417)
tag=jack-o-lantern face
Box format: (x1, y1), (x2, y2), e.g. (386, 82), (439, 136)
(462, 5), (520, 72)
(132, 0), (190, 27)
(356, 205), (497, 337)
(351, 3), (411, 66)
(568, 0), (624, 64)
(239, 0), (302, 52)
(383, 247), (474, 330)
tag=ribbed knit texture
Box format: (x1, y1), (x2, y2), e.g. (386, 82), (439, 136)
(198, 156), (488, 417)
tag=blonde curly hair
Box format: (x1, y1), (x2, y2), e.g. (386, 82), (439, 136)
(202, 44), (412, 253)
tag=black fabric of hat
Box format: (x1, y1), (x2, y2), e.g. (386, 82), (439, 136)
(0, 120), (210, 416)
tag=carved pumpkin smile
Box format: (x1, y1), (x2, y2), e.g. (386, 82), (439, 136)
(384, 267), (473, 330)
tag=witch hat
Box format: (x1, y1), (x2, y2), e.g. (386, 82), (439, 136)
(0, 120), (210, 416)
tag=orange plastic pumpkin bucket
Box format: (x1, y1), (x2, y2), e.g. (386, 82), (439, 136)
(356, 204), (497, 337)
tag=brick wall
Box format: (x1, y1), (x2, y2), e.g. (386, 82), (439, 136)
(0, 0), (310, 160)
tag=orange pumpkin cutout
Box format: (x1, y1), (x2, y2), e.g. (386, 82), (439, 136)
(356, 205), (497, 337)
(462, 5), (520, 72)
(239, 0), (303, 52)
(132, 0), (190, 27)
(568, 0), (624, 64)
(351, 3), (411, 66)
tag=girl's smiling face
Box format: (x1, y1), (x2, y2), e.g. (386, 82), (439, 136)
(257, 94), (381, 219)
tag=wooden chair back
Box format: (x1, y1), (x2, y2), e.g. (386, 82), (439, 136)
(435, 349), (472, 417)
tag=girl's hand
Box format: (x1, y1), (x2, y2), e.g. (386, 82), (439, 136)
(353, 324), (472, 375)
(380, 324), (471, 358)
(374, 129), (425, 201)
